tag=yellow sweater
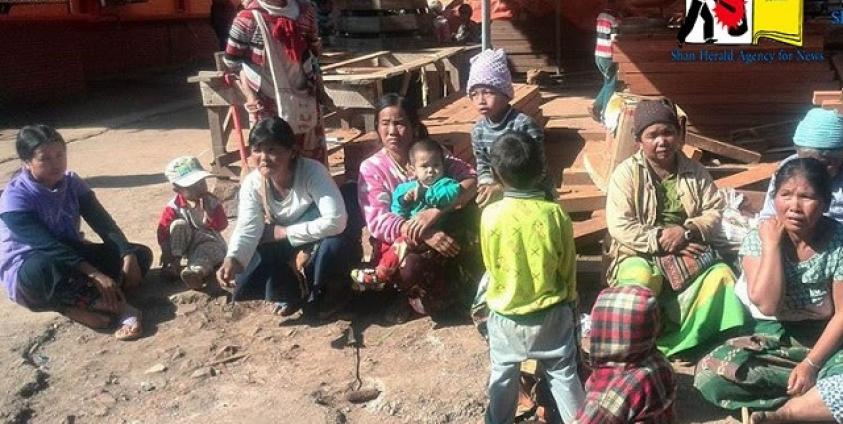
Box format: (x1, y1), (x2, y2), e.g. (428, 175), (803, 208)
(480, 195), (577, 315)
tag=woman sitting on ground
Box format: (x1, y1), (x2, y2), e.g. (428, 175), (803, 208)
(357, 93), (481, 321)
(0, 125), (153, 340)
(604, 99), (746, 359)
(216, 117), (361, 319)
(694, 158), (843, 419)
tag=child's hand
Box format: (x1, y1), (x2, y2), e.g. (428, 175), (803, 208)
(475, 183), (503, 208)
(199, 195), (213, 226)
(404, 187), (419, 204)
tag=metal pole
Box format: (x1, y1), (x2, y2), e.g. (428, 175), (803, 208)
(555, 0), (562, 75)
(481, 0), (491, 50)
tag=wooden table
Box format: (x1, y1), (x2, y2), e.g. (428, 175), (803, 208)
(188, 46), (473, 177)
(321, 46), (475, 131)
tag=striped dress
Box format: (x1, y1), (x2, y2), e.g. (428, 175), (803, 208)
(223, 0), (327, 164)
(595, 11), (618, 59)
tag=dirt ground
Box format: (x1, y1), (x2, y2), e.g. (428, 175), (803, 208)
(0, 67), (740, 424)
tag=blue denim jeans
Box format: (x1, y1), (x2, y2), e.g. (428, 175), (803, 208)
(485, 302), (585, 424)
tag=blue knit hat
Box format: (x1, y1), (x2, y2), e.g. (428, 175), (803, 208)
(793, 108), (843, 150)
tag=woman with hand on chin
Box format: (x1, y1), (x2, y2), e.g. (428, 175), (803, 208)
(695, 158), (843, 420)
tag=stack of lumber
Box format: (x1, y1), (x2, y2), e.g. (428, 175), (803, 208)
(332, 0), (432, 51)
(490, 20), (558, 73)
(815, 89), (843, 112)
(614, 31), (838, 141)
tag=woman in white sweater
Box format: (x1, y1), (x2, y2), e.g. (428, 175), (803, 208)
(217, 117), (360, 317)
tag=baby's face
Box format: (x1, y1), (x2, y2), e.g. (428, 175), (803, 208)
(411, 150), (444, 187)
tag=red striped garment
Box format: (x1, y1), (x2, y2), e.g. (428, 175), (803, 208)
(595, 11), (618, 59)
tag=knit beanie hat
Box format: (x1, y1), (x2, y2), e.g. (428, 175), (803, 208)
(466, 49), (514, 99)
(793, 108), (843, 150)
(632, 99), (680, 138)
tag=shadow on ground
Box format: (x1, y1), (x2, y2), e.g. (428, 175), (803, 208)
(86, 173), (168, 189)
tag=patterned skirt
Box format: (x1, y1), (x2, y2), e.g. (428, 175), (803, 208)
(613, 258), (748, 358)
(694, 319), (843, 410)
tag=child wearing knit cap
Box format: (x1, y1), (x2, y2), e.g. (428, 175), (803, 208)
(467, 48), (551, 208)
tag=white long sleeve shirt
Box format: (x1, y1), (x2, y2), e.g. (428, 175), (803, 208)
(226, 158), (347, 267)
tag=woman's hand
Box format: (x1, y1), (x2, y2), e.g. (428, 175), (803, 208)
(787, 361), (819, 396)
(91, 271), (122, 314)
(261, 224), (287, 243)
(659, 225), (688, 253)
(475, 183), (503, 208)
(216, 257), (244, 290)
(759, 218), (785, 246)
(406, 208), (442, 243)
(678, 242), (707, 256)
(424, 230), (460, 257)
(121, 254), (143, 290)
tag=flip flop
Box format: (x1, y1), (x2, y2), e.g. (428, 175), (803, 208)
(268, 301), (301, 317)
(114, 312), (143, 341)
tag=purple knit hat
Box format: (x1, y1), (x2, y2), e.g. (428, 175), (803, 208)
(466, 49), (514, 99)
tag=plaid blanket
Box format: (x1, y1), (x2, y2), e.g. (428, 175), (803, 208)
(575, 286), (677, 423)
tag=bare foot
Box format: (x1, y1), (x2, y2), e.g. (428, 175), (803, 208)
(63, 307), (111, 329)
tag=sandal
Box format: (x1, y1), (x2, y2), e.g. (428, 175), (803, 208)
(268, 301), (301, 317)
(114, 310), (143, 341)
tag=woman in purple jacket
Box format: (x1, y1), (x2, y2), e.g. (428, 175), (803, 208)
(0, 125), (152, 340)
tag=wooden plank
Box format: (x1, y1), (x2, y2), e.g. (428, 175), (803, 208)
(199, 82), (244, 108)
(560, 168), (597, 186)
(573, 215), (607, 248)
(322, 51), (389, 72)
(682, 145), (703, 161)
(685, 132), (762, 163)
(714, 162), (779, 189)
(558, 187), (606, 213)
(813, 90), (842, 106)
(576, 255), (604, 277)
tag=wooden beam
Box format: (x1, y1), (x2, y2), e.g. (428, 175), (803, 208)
(558, 188), (606, 213)
(322, 51), (389, 72)
(813, 90), (842, 106)
(714, 162), (779, 189)
(686, 132), (762, 163)
(576, 255), (604, 277)
(573, 215), (607, 248)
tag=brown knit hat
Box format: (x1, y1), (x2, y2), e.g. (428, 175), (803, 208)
(633, 99), (680, 139)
